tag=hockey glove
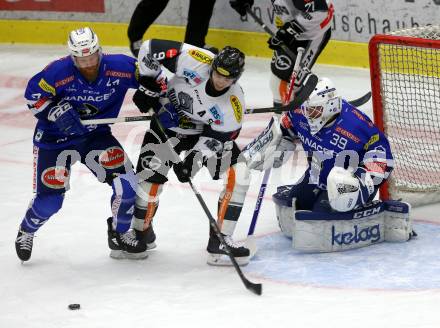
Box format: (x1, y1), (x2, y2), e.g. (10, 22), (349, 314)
(230, 0), (254, 16)
(173, 150), (204, 183)
(268, 20), (305, 52)
(133, 76), (162, 113)
(157, 98), (179, 129)
(47, 100), (88, 136)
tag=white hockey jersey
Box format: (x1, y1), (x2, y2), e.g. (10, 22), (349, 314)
(138, 41), (245, 143)
(272, 0), (334, 40)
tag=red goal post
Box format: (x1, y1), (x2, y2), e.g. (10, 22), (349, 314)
(369, 26), (440, 206)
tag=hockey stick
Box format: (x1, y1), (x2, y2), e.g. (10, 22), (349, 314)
(81, 90), (369, 126)
(81, 115), (152, 125)
(245, 41), (306, 255)
(151, 115), (262, 296)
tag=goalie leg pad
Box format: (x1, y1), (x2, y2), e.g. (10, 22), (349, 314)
(383, 200), (412, 242)
(293, 202), (386, 252)
(273, 185), (299, 238)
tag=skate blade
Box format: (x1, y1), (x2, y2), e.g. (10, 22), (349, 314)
(109, 249), (148, 260)
(206, 253), (249, 267)
(147, 242), (157, 250)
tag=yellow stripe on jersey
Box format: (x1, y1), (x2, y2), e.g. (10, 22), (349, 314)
(38, 78), (56, 96)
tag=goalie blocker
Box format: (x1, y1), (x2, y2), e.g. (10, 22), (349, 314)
(272, 186), (413, 252)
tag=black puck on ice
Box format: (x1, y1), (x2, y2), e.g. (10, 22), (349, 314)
(68, 303), (80, 310)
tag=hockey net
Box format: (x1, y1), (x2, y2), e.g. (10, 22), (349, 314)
(369, 25), (440, 207)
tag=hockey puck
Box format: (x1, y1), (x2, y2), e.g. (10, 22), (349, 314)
(68, 304), (80, 310)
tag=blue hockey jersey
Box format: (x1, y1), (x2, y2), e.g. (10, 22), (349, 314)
(25, 54), (139, 149)
(280, 100), (394, 189)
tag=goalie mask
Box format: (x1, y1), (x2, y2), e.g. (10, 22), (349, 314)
(301, 77), (341, 135)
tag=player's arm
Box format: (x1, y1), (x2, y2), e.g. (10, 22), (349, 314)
(25, 69), (87, 136)
(268, 0), (333, 51)
(134, 39), (187, 113)
(327, 131), (394, 212)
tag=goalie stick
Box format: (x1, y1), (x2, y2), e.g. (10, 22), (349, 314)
(151, 115), (262, 296)
(245, 40), (305, 254)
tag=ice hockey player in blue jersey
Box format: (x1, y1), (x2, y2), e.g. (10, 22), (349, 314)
(15, 27), (148, 262)
(243, 77), (413, 252)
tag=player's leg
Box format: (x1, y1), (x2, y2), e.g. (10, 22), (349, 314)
(82, 132), (146, 259)
(127, 0), (169, 56)
(185, 0), (216, 48)
(132, 118), (190, 248)
(270, 29), (331, 106)
(205, 143), (252, 266)
(15, 146), (73, 261)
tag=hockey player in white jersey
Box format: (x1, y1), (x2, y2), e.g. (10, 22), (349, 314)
(131, 39), (251, 266)
(230, 0), (333, 106)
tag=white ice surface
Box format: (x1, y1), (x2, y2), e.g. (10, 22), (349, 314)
(1, 44), (440, 328)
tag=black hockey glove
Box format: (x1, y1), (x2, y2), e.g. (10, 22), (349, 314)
(230, 0), (253, 16)
(173, 150), (204, 183)
(133, 76), (162, 113)
(268, 20), (305, 52)
(47, 100), (88, 136)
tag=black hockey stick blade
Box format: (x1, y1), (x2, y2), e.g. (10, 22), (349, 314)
(348, 91), (371, 107)
(246, 280), (263, 295)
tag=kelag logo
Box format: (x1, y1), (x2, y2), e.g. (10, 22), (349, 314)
(331, 224), (381, 246)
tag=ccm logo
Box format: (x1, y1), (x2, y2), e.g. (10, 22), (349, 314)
(353, 206), (382, 219)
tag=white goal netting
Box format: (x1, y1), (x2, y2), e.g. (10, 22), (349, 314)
(371, 25), (440, 206)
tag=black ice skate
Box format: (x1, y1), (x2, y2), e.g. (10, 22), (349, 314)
(207, 231), (250, 266)
(135, 225), (157, 250)
(15, 227), (35, 262)
(107, 218), (148, 260)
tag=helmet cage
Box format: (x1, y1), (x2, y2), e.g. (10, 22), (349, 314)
(301, 77), (341, 135)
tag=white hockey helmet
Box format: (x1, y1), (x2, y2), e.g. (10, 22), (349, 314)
(301, 77), (342, 135)
(67, 27), (100, 58)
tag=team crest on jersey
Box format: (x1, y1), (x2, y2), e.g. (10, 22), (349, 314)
(38, 78), (56, 96)
(99, 147), (125, 169)
(230, 96), (243, 123)
(189, 50), (213, 65)
(41, 166), (69, 189)
(78, 103), (99, 118)
(209, 105), (224, 125)
(183, 69), (203, 84)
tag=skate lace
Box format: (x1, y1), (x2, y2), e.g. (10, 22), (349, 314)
(223, 236), (243, 249)
(120, 230), (138, 247)
(17, 231), (34, 250)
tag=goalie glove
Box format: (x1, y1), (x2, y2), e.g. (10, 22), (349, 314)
(268, 20), (305, 52)
(327, 166), (375, 212)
